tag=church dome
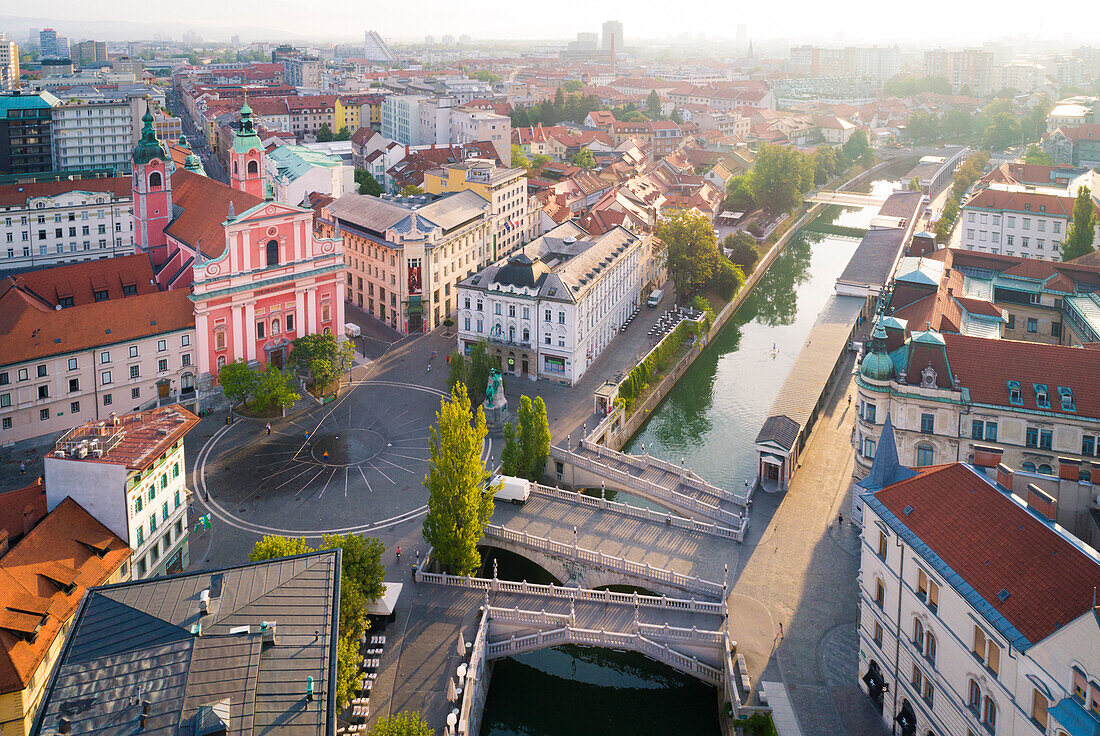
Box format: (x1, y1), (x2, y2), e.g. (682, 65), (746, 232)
(860, 323), (895, 381)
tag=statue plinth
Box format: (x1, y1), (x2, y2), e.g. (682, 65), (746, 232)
(483, 368), (509, 432)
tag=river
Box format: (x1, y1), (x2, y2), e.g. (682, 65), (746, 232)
(478, 181), (898, 736)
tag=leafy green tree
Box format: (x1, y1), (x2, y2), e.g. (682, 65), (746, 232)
(907, 177), (922, 191)
(511, 145), (531, 171)
(905, 112), (939, 143)
(980, 106), (1022, 151)
(253, 365), (300, 414)
(554, 87), (565, 108)
(646, 89), (661, 119)
(747, 144), (812, 215)
(423, 384), (495, 575)
(530, 153), (551, 173)
(562, 80), (583, 93)
(569, 147), (595, 169)
(219, 360), (258, 407)
(528, 396), (551, 480)
(1024, 144), (1055, 165)
(500, 421), (520, 476)
(464, 341), (499, 405)
(399, 184), (425, 196)
(655, 209), (722, 297)
(723, 174), (756, 211)
(619, 109), (648, 122)
(713, 260), (746, 299)
(368, 711), (433, 736)
(355, 169), (384, 196)
(812, 146), (838, 185)
(1062, 186), (1098, 261)
(670, 108), (684, 124)
(935, 197), (960, 243)
(291, 333), (353, 392)
(316, 122), (334, 142)
(723, 232), (759, 273)
(446, 351), (467, 395)
(841, 131), (872, 166)
(248, 535), (312, 561)
(1030, 97), (1054, 138)
(335, 126), (351, 141)
(515, 396), (535, 478)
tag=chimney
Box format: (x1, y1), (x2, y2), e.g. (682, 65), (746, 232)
(261, 620), (277, 646)
(58, 717), (71, 734)
(1058, 456), (1080, 482)
(971, 445), (1003, 469)
(996, 463), (1014, 490)
(199, 588), (210, 614)
(1026, 484), (1058, 522)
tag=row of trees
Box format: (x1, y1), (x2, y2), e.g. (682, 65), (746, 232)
(724, 134), (873, 216)
(655, 210), (745, 300)
(218, 333), (353, 411)
(904, 98), (1052, 150)
(511, 145), (552, 176)
(249, 533), (386, 709)
(500, 396), (551, 481)
(511, 89), (602, 128)
(933, 150), (990, 243)
(316, 123), (352, 142)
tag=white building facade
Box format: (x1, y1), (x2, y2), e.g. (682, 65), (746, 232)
(960, 187), (1075, 261)
(858, 453), (1100, 736)
(455, 221), (644, 384)
(51, 100), (133, 171)
(381, 95), (425, 146)
(0, 178), (135, 270)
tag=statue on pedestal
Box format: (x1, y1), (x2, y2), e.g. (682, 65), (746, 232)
(483, 368), (509, 430)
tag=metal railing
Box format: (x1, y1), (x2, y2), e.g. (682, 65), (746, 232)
(414, 569), (726, 614)
(482, 523), (726, 599)
(529, 483), (740, 539)
(488, 604), (726, 647)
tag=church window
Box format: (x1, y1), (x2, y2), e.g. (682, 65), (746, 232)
(247, 159), (259, 175)
(266, 240), (280, 267)
(149, 171), (162, 189)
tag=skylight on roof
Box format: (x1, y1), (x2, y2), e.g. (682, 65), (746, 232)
(997, 588), (1010, 602)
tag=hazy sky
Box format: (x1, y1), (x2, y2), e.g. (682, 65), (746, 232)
(17, 0), (1100, 44)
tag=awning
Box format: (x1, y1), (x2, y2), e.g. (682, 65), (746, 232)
(365, 582), (404, 616)
(1047, 698), (1100, 736)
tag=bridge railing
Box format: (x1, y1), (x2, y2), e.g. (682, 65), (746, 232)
(482, 523), (726, 599)
(414, 569), (726, 615)
(456, 607), (490, 736)
(487, 605), (725, 647)
(552, 445), (746, 534)
(530, 483), (740, 539)
(486, 625), (723, 686)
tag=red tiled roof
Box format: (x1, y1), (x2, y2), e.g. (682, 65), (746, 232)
(0, 286), (194, 365)
(0, 253), (157, 308)
(0, 497), (129, 692)
(943, 332), (1100, 416)
(0, 478), (47, 544)
(954, 296), (1003, 318)
(875, 463), (1100, 645)
(1056, 123), (1100, 142)
(167, 168), (264, 258)
(0, 177), (131, 208)
(964, 188), (1075, 218)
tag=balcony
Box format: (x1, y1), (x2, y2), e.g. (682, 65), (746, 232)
(487, 334), (532, 350)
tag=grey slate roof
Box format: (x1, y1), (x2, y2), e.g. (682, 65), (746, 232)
(32, 551), (340, 736)
(755, 415), (800, 450)
(837, 227), (908, 290)
(329, 190), (489, 239)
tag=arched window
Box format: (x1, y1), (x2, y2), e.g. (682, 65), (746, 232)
(247, 159), (259, 175)
(983, 696), (997, 729)
(925, 632), (936, 665)
(916, 443), (934, 466)
(271, 318), (280, 335)
(266, 240), (279, 267)
(149, 171), (162, 189)
(1023, 461), (1037, 472)
(233, 160), (239, 175)
(323, 326), (331, 335)
(913, 618), (924, 647)
(969, 679), (982, 710)
(522, 327), (530, 343)
(1038, 463), (1054, 475)
(214, 329), (226, 351)
(181, 373), (194, 390)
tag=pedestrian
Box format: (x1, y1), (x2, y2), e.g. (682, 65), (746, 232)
(847, 394), (852, 406)
(778, 622), (784, 639)
(838, 512), (844, 525)
(416, 549), (421, 563)
(19, 461), (26, 474)
(265, 422), (271, 436)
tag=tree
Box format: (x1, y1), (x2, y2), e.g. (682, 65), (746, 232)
(723, 174), (755, 212)
(811, 146), (838, 185)
(530, 153), (551, 174)
(291, 333), (354, 392)
(907, 177), (922, 191)
(669, 108), (684, 124)
(905, 111), (939, 143)
(368, 711), (433, 736)
(355, 169), (383, 196)
(1030, 97), (1054, 138)
(554, 87), (565, 108)
(569, 147), (595, 169)
(253, 365), (300, 414)
(1024, 144), (1055, 165)
(500, 421), (520, 476)
(316, 122), (334, 142)
(446, 351), (467, 395)
(562, 79), (583, 93)
(723, 232), (759, 273)
(248, 535), (312, 561)
(941, 109), (973, 141)
(646, 89), (661, 120)
(511, 144), (531, 171)
(1062, 186), (1097, 261)
(528, 396), (551, 480)
(841, 131), (872, 166)
(464, 341), (499, 405)
(655, 209), (723, 298)
(746, 144), (812, 215)
(422, 384), (495, 576)
(219, 360), (258, 407)
(399, 184), (425, 196)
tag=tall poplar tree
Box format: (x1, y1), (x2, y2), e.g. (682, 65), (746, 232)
(423, 384), (495, 575)
(1062, 186), (1097, 261)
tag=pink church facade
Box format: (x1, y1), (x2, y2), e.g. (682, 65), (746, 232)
(130, 104), (345, 403)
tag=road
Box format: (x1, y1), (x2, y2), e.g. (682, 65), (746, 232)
(165, 84), (228, 183)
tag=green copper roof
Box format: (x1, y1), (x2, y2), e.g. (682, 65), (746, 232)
(231, 102), (263, 155)
(178, 134), (206, 175)
(860, 323), (895, 381)
(131, 103), (169, 165)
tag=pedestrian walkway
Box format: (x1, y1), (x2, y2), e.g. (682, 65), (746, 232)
(762, 681), (805, 736)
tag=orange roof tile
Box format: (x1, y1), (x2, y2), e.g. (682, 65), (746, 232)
(0, 177), (132, 208)
(167, 167), (264, 258)
(0, 253), (157, 308)
(0, 497), (129, 692)
(0, 478), (47, 544)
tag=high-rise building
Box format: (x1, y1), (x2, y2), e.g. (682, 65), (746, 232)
(363, 30), (397, 63)
(602, 20), (623, 53)
(381, 94), (425, 145)
(51, 99), (132, 171)
(0, 33), (18, 91)
(71, 39), (107, 66)
(924, 49), (994, 96)
(0, 91), (59, 174)
(38, 29), (69, 60)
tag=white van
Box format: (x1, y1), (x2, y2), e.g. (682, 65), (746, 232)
(344, 323), (361, 338)
(647, 289), (664, 307)
(492, 474), (531, 504)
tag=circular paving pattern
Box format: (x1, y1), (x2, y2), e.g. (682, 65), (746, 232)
(197, 380), (491, 537)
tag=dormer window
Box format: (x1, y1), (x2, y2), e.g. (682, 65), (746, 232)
(1034, 383), (1050, 409)
(1058, 386), (1076, 412)
(1024, 203), (1031, 211)
(1007, 380), (1023, 405)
